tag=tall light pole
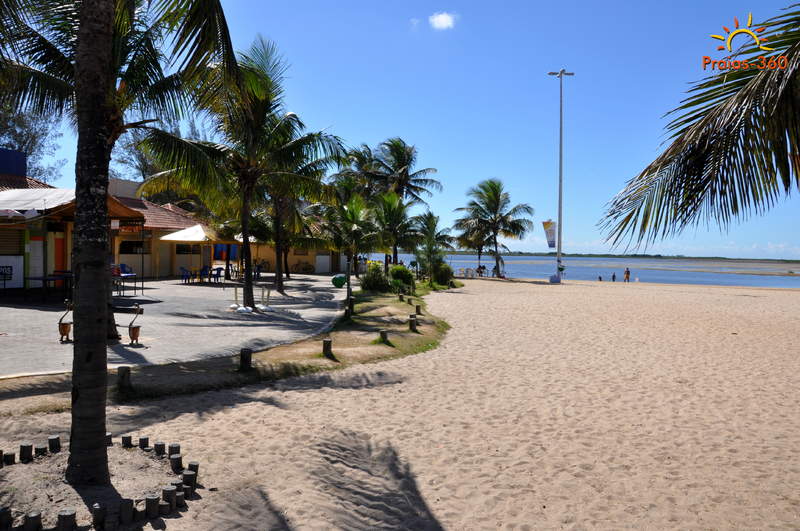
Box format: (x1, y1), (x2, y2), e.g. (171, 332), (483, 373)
(548, 68), (573, 283)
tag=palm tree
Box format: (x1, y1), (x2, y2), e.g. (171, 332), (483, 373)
(142, 38), (341, 299)
(0, 0), (237, 485)
(334, 144), (387, 197)
(455, 179), (533, 277)
(372, 191), (419, 267)
(602, 8), (800, 245)
(377, 137), (441, 203)
(414, 211), (454, 286)
(317, 194), (378, 277)
(455, 228), (490, 268)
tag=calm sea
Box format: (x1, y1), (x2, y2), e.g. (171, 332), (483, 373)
(372, 253), (800, 289)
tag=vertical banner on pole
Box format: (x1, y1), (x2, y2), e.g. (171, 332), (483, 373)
(542, 220), (557, 249)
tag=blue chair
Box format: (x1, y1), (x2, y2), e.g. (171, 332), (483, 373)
(211, 267), (224, 283)
(179, 267), (192, 284)
(198, 265), (210, 283)
(118, 264), (138, 294)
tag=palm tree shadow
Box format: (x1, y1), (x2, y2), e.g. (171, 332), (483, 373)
(312, 429), (443, 530)
(201, 483), (292, 530)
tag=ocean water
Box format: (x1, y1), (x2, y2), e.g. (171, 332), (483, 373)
(371, 253), (800, 289)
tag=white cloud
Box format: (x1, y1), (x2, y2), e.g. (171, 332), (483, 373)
(428, 12), (456, 30)
(410, 18), (420, 30)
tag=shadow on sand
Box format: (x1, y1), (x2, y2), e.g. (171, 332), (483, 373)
(311, 429), (443, 530)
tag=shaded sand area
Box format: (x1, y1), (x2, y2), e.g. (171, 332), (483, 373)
(2, 279), (800, 529)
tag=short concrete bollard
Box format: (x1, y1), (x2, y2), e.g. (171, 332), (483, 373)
(56, 509), (76, 531)
(48, 435), (61, 453)
(19, 442), (33, 463)
(379, 329), (388, 343)
(154, 441), (166, 456)
(145, 495), (160, 519)
(322, 338), (333, 358)
(117, 366), (132, 390)
(409, 315), (418, 332)
(23, 512), (41, 531)
(121, 435), (133, 448)
(239, 348), (253, 371)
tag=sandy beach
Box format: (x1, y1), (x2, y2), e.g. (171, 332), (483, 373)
(2, 279), (800, 529)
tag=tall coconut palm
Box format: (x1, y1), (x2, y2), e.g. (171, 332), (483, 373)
(602, 8), (800, 245)
(0, 0), (237, 485)
(455, 179), (533, 278)
(317, 194), (378, 277)
(334, 144), (387, 197)
(413, 211), (454, 286)
(142, 38), (341, 299)
(377, 137), (441, 203)
(372, 191), (419, 266)
(455, 227), (490, 268)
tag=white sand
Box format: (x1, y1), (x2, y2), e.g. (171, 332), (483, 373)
(2, 279), (800, 529)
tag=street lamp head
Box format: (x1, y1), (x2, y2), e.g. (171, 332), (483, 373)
(547, 71), (559, 76)
(548, 69), (575, 77)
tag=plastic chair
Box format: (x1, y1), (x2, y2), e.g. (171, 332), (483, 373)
(198, 265), (210, 283)
(211, 267), (224, 283)
(179, 267), (192, 284)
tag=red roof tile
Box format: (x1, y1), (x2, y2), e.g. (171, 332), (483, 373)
(0, 174), (54, 192)
(115, 197), (198, 231)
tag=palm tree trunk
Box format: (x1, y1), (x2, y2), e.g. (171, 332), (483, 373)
(392, 244), (398, 265)
(67, 0), (115, 486)
(273, 212), (284, 293)
(477, 247), (482, 267)
(493, 235), (501, 278)
(240, 188), (255, 308)
(384, 254), (390, 274)
(224, 243), (231, 280)
(283, 247), (290, 279)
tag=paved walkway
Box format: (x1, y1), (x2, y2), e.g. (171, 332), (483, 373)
(0, 275), (344, 377)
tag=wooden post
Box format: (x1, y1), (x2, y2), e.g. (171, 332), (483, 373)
(34, 446), (46, 457)
(158, 501), (170, 516)
(168, 443), (180, 456)
(399, 294), (404, 301)
(239, 348), (253, 371)
(19, 442), (33, 463)
(119, 499), (133, 524)
(105, 432), (112, 446)
(348, 297), (354, 315)
(0, 507), (12, 530)
(182, 470), (197, 490)
(322, 338), (333, 358)
(138, 436), (149, 450)
(91, 503), (105, 529)
(3, 452), (14, 465)
(415, 304), (422, 315)
(23, 512), (41, 531)
(409, 315), (418, 332)
(188, 461), (200, 478)
(154, 441), (165, 456)
(48, 436), (61, 453)
(407, 298), (413, 305)
(117, 366), (132, 390)
(162, 486), (177, 512)
(175, 491), (186, 508)
(0, 449), (3, 469)
(121, 435), (133, 448)
(379, 329), (388, 343)
(56, 509), (76, 531)
(145, 495), (159, 519)
(169, 453), (183, 473)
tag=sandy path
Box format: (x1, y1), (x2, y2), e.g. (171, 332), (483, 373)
(2, 279), (800, 529)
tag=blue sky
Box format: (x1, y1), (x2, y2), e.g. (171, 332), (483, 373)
(47, 0), (798, 258)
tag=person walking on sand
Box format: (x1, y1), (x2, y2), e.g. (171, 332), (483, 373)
(624, 267), (631, 282)
(612, 272), (616, 282)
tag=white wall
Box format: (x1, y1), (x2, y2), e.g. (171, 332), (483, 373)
(315, 254), (331, 274)
(0, 255), (24, 288)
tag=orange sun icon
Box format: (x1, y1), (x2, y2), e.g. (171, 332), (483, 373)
(711, 13), (773, 52)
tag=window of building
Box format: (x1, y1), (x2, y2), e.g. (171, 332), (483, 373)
(119, 240), (151, 254)
(176, 244), (201, 255)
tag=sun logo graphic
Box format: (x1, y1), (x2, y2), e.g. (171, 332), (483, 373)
(711, 13), (773, 52)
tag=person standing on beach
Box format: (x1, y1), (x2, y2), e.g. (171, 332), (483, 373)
(624, 268), (631, 282)
(612, 272), (616, 282)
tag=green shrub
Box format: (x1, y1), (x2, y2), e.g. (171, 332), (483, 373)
(360, 263), (390, 292)
(390, 278), (406, 294)
(433, 263), (454, 285)
(389, 265), (415, 293)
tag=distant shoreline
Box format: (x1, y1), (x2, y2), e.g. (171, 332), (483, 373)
(445, 250), (800, 264)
